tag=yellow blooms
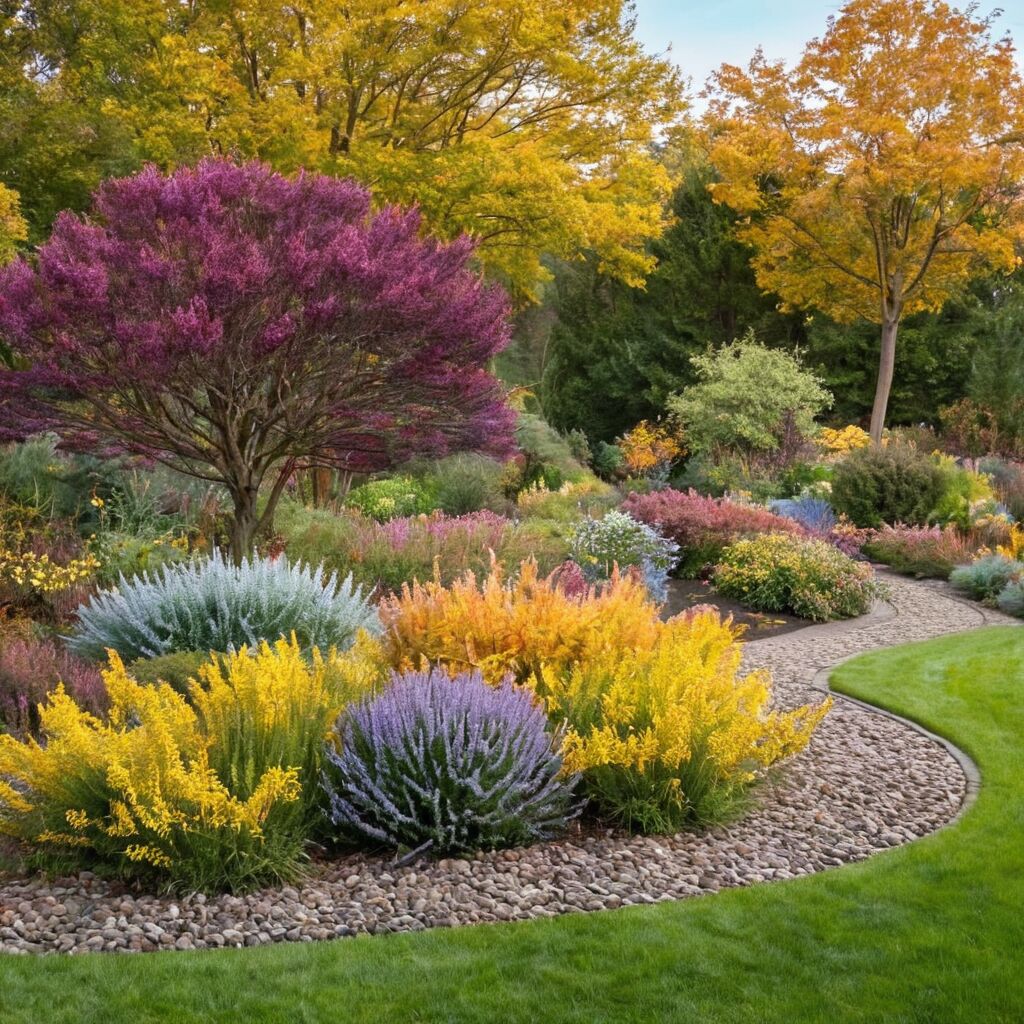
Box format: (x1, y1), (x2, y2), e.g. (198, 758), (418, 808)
(0, 633), (386, 890)
(997, 526), (1024, 562)
(547, 612), (830, 828)
(617, 420), (686, 476)
(381, 559), (831, 830)
(817, 425), (871, 456)
(0, 546), (100, 595)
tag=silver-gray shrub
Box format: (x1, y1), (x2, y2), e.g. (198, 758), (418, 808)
(69, 550), (379, 661)
(949, 554), (1023, 604)
(323, 668), (578, 855)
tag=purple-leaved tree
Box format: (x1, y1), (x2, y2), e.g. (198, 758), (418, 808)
(0, 159), (515, 561)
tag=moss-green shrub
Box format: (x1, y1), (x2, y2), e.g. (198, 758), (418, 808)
(831, 444), (946, 527)
(130, 650), (224, 694)
(714, 533), (879, 621)
(345, 475), (438, 521)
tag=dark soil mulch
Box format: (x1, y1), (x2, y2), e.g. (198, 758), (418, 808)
(662, 578), (813, 640)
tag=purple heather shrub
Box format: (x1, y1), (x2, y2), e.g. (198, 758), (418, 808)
(323, 668), (578, 854)
(0, 159), (515, 559)
(0, 636), (107, 738)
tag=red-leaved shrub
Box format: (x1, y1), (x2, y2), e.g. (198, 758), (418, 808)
(624, 488), (805, 576)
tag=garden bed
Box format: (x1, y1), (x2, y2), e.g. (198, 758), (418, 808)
(0, 573), (988, 957)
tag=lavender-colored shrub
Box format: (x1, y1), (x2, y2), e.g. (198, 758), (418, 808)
(323, 668), (577, 854)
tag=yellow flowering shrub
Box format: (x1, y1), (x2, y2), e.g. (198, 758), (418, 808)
(816, 424), (871, 455)
(549, 611), (830, 830)
(380, 558), (663, 689)
(617, 420), (686, 476)
(0, 548), (99, 594)
(381, 560), (831, 831)
(0, 634), (387, 891)
(997, 525), (1024, 561)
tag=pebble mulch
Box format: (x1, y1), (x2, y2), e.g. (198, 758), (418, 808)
(0, 574), (1015, 955)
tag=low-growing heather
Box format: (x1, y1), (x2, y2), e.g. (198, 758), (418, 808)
(862, 525), (978, 579)
(568, 510), (678, 601)
(715, 533), (879, 621)
(949, 554), (1023, 604)
(69, 551), (378, 662)
(0, 635), (107, 737)
(0, 636), (386, 891)
(277, 502), (566, 594)
(549, 612), (831, 831)
(624, 488), (804, 576)
(324, 668), (577, 855)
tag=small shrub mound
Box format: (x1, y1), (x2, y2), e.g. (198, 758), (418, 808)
(863, 525), (977, 579)
(996, 579), (1024, 617)
(69, 551), (378, 662)
(345, 476), (437, 522)
(382, 559), (832, 832)
(552, 612), (832, 832)
(381, 558), (663, 686)
(770, 496), (836, 534)
(324, 668), (576, 855)
(0, 637), (386, 892)
(624, 488), (804, 576)
(568, 510), (678, 601)
(715, 533), (879, 621)
(831, 444), (946, 528)
(949, 555), (1023, 604)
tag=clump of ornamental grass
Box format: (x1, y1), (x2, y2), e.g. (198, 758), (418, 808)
(324, 668), (577, 855)
(69, 550), (378, 662)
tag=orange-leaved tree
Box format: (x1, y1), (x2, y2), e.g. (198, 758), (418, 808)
(704, 0), (1024, 442)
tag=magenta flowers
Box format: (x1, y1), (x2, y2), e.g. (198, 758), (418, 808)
(0, 160), (515, 559)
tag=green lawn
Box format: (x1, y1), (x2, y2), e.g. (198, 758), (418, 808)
(2, 626), (1023, 1023)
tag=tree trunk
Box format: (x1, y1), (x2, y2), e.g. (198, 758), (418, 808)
(869, 317), (899, 445)
(228, 486), (260, 565)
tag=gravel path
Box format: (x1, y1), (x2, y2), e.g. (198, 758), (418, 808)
(1, 574), (1017, 955)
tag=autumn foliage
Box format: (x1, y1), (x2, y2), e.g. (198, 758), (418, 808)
(0, 160), (515, 558)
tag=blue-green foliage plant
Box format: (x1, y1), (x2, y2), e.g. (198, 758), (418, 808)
(69, 551), (379, 661)
(949, 555), (1023, 604)
(568, 509), (678, 601)
(996, 579), (1024, 618)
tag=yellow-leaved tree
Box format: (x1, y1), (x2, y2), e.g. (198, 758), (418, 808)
(0, 184), (26, 264)
(2, 0), (683, 297)
(704, 0), (1024, 441)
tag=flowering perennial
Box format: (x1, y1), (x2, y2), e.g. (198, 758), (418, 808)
(324, 668), (577, 854)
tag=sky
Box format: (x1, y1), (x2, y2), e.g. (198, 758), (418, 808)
(632, 0), (1024, 102)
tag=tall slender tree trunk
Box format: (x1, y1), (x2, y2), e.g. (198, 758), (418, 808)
(869, 316), (900, 445)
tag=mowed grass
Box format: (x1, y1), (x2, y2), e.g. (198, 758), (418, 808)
(2, 626), (1023, 1023)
